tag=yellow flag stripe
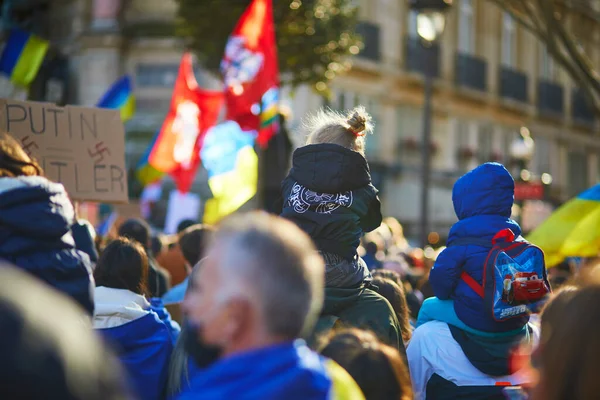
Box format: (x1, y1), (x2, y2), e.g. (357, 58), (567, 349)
(11, 35), (49, 87)
(120, 95), (136, 122)
(203, 145), (258, 225)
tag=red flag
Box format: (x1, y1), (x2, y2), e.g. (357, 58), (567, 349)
(221, 0), (279, 147)
(149, 53), (224, 193)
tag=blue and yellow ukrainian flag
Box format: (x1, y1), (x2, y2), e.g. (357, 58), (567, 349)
(200, 121), (258, 225)
(136, 130), (165, 186)
(0, 29), (49, 87)
(96, 75), (136, 122)
(260, 87), (279, 129)
(527, 184), (600, 267)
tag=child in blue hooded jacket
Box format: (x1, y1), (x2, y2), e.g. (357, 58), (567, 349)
(419, 163), (528, 334)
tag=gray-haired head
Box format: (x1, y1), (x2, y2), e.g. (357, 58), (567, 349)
(212, 212), (324, 339)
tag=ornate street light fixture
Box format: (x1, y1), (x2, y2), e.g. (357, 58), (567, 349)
(409, 0), (453, 248)
(411, 0), (452, 43)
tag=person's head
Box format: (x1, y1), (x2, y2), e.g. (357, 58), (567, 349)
(118, 218), (151, 250)
(372, 277), (412, 344)
(182, 212), (324, 367)
(378, 260), (409, 282)
(305, 106), (373, 155)
(94, 238), (149, 296)
(151, 234), (165, 258)
(178, 224), (215, 268)
(177, 219), (198, 234)
(532, 285), (599, 400)
(320, 329), (413, 400)
(0, 263), (130, 400)
(452, 162), (514, 220)
(0, 133), (43, 177)
(365, 240), (379, 256)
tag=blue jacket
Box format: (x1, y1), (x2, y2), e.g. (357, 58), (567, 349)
(177, 340), (359, 400)
(429, 163), (524, 332)
(0, 176), (94, 314)
(97, 311), (175, 400)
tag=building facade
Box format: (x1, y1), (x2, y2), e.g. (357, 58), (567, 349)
(293, 0), (600, 239)
(4, 0), (600, 239)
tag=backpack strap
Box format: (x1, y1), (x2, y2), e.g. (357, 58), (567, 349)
(449, 229), (526, 299)
(460, 271), (485, 298)
(447, 237), (494, 298)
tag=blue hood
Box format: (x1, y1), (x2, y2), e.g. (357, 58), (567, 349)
(98, 313), (174, 400)
(177, 341), (336, 400)
(453, 163), (515, 220)
(0, 176), (76, 253)
(449, 163), (521, 244)
(0, 176), (94, 314)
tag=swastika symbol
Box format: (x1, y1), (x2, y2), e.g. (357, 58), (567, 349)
(21, 136), (39, 156)
(88, 141), (111, 164)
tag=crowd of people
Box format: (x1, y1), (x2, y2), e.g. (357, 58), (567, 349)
(0, 103), (599, 400)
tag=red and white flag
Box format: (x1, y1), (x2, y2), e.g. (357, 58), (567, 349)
(220, 0), (279, 147)
(149, 53), (224, 193)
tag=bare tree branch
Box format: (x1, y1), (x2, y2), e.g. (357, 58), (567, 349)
(536, 0), (600, 116)
(489, 0), (600, 118)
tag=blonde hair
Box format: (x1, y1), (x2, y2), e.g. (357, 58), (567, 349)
(305, 106), (374, 155)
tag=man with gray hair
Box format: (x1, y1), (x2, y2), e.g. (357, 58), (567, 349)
(178, 212), (364, 400)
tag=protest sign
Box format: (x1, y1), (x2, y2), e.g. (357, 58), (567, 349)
(0, 99), (128, 202)
(164, 190), (201, 234)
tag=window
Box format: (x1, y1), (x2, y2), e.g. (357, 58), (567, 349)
(336, 91), (345, 110)
(408, 10), (418, 38)
(539, 45), (555, 81)
(501, 13), (516, 67)
(135, 97), (171, 116)
(364, 97), (379, 158)
(478, 124), (493, 161)
(456, 119), (471, 172)
(343, 92), (359, 110)
(567, 151), (588, 197)
(533, 136), (552, 176)
(91, 0), (119, 29)
(136, 64), (180, 88)
(502, 129), (517, 165)
(458, 0), (475, 54)
(396, 105), (422, 166)
(396, 105), (422, 141)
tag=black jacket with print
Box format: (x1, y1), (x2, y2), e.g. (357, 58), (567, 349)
(280, 143), (382, 260)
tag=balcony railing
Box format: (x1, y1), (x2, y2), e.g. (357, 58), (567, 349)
(571, 87), (596, 125)
(405, 37), (440, 78)
(355, 22), (381, 62)
(499, 66), (528, 103)
(537, 80), (564, 116)
(455, 52), (488, 92)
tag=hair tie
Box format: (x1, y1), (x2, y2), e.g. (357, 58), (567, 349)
(348, 127), (365, 137)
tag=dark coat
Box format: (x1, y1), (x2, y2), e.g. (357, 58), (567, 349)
(311, 286), (404, 355)
(0, 176), (94, 314)
(281, 144), (382, 260)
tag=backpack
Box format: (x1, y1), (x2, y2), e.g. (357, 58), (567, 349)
(450, 228), (550, 322)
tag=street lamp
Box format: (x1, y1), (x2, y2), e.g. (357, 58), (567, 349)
(410, 0), (452, 249)
(510, 126), (535, 175)
(510, 126), (535, 223)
